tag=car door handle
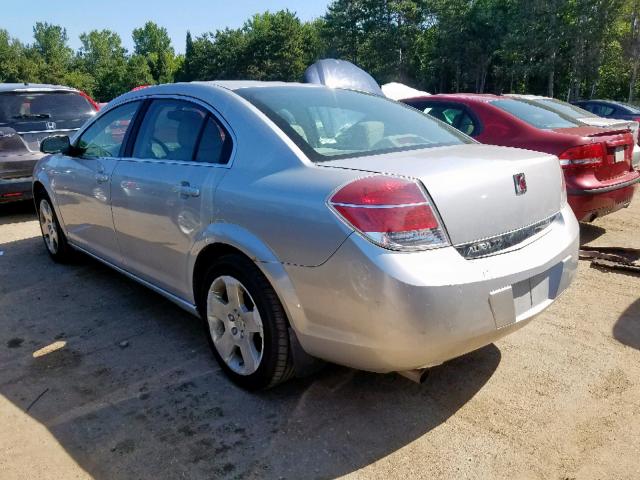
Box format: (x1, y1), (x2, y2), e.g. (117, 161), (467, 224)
(173, 182), (200, 198)
(95, 173), (109, 183)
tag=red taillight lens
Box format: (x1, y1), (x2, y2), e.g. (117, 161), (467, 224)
(329, 176), (448, 250)
(558, 143), (605, 168)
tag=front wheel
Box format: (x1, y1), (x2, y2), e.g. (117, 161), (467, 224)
(201, 254), (295, 390)
(38, 197), (73, 262)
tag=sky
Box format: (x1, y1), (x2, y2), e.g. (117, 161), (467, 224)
(2, 0), (330, 54)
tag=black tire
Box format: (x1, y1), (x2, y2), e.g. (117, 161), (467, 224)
(199, 254), (295, 390)
(36, 195), (74, 263)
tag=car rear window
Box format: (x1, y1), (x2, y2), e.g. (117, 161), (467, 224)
(236, 86), (470, 162)
(534, 98), (595, 119)
(492, 99), (580, 129)
(0, 91), (95, 124)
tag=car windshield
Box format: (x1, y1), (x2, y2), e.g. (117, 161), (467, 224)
(236, 86), (470, 162)
(533, 98), (595, 119)
(0, 91), (95, 125)
(492, 99), (580, 129)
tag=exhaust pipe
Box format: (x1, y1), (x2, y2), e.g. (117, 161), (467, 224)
(397, 368), (429, 384)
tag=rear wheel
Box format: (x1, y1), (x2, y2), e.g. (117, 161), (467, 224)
(200, 254), (295, 390)
(38, 196), (73, 262)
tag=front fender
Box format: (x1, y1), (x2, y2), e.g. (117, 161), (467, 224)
(32, 159), (68, 235)
(189, 222), (312, 336)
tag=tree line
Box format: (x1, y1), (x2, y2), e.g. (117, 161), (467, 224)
(2, 0), (640, 103)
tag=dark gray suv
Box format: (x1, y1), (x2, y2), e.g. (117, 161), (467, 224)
(0, 83), (98, 203)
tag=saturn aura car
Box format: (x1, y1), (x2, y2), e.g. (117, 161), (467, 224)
(34, 82), (579, 389)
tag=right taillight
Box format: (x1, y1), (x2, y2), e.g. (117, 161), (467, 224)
(558, 143), (605, 169)
(328, 175), (449, 250)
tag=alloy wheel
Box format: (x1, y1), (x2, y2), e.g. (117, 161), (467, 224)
(206, 275), (265, 375)
(39, 199), (59, 255)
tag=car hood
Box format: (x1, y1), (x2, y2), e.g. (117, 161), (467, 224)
(318, 144), (564, 246)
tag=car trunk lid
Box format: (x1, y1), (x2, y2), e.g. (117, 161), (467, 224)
(319, 144), (563, 246)
(554, 126), (635, 181)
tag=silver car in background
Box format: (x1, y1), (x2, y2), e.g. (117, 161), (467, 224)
(34, 82), (579, 389)
(507, 94), (640, 170)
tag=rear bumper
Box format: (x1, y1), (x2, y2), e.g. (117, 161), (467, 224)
(0, 177), (33, 203)
(284, 204), (579, 373)
(568, 181), (637, 221)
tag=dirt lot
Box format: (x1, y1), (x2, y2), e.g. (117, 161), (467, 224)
(0, 198), (638, 480)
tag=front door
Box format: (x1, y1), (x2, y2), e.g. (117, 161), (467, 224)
(110, 98), (232, 300)
(50, 101), (141, 263)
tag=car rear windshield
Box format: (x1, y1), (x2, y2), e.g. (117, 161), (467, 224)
(236, 86), (470, 162)
(492, 99), (580, 129)
(617, 101), (640, 114)
(533, 98), (595, 119)
(0, 91), (95, 124)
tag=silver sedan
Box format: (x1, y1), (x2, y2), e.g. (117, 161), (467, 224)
(33, 82), (579, 389)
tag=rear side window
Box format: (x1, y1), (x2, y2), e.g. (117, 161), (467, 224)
(492, 99), (579, 129)
(76, 101), (140, 159)
(194, 116), (232, 164)
(593, 104), (615, 116)
(133, 99), (207, 161)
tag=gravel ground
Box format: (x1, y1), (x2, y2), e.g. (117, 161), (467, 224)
(0, 198), (638, 480)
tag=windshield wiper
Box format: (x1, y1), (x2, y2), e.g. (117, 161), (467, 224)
(11, 113), (51, 119)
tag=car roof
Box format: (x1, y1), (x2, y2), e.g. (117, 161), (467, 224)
(0, 83), (78, 93)
(506, 94), (551, 100)
(195, 80), (316, 91)
(426, 93), (503, 102)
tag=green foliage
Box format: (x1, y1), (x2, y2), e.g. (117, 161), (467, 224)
(132, 21), (177, 83)
(2, 3), (640, 102)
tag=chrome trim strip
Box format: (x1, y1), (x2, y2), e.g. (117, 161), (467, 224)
(16, 128), (78, 134)
(70, 243), (199, 316)
(329, 201), (428, 209)
(455, 213), (559, 259)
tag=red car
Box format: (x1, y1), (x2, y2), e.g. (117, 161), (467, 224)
(403, 94), (640, 221)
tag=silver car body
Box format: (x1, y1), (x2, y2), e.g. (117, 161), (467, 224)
(34, 82), (579, 373)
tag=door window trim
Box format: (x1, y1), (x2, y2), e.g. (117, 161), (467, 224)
(118, 94), (236, 169)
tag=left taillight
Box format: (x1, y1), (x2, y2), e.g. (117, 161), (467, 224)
(559, 143), (605, 169)
(328, 175), (449, 250)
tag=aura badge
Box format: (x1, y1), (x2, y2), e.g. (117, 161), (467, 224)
(513, 173), (527, 195)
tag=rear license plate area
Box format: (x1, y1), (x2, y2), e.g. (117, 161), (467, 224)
(614, 147), (625, 163)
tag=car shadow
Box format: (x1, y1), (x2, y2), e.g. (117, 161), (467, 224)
(579, 222), (607, 246)
(0, 200), (35, 226)
(613, 298), (640, 350)
(1, 233), (501, 479)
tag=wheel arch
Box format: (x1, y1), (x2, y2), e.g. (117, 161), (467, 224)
(190, 224), (310, 338)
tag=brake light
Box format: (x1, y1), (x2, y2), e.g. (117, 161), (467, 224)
(78, 90), (100, 111)
(558, 143), (605, 168)
(328, 175), (449, 250)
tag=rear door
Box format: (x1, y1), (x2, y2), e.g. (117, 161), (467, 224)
(50, 101), (141, 263)
(111, 97), (233, 299)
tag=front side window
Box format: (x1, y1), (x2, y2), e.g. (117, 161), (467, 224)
(492, 99), (580, 129)
(237, 87), (469, 162)
(76, 101), (139, 159)
(133, 99), (207, 161)
(419, 104), (478, 136)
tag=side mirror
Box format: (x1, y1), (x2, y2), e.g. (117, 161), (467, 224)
(40, 135), (70, 154)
